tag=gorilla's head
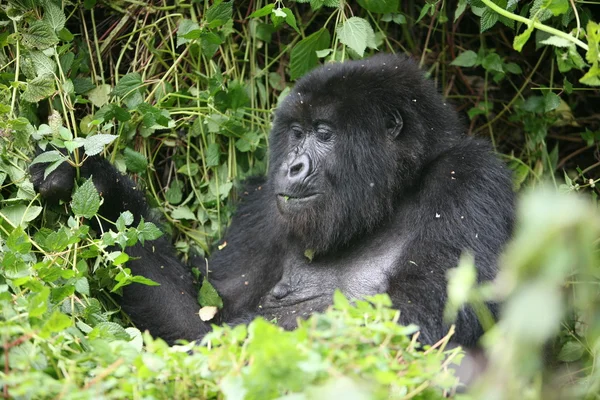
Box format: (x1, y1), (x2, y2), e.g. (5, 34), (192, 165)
(268, 54), (461, 254)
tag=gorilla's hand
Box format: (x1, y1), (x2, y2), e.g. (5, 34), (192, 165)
(30, 156), (76, 203)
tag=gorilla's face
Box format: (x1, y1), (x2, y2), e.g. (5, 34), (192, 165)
(267, 55), (452, 254)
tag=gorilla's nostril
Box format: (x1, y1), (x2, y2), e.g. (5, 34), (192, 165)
(289, 163), (304, 176)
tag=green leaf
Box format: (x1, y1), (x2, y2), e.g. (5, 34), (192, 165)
(357, 0), (398, 13)
(124, 147), (148, 173)
(22, 75), (55, 102)
(290, 28), (330, 80)
(482, 53), (503, 73)
(72, 77), (95, 94)
(7, 226), (31, 253)
(28, 287), (50, 317)
(113, 72), (142, 97)
(30, 150), (65, 166)
(177, 19), (201, 47)
(544, 92), (561, 112)
(282, 8), (300, 34)
(206, 1), (233, 28)
(513, 24), (534, 52)
(87, 84), (112, 108)
(480, 7), (499, 32)
(83, 134), (117, 156)
(22, 21), (59, 49)
(137, 220), (163, 243)
(29, 51), (56, 76)
(584, 21), (599, 64)
(74, 277), (90, 296)
(580, 63), (600, 86)
(337, 17), (374, 57)
(43, 2), (66, 32)
(548, 0), (569, 16)
(557, 341), (585, 362)
(89, 322), (131, 340)
(249, 4), (274, 17)
(0, 204), (43, 227)
(454, 0), (468, 22)
(450, 50), (478, 67)
(171, 206), (196, 220)
(198, 277), (223, 308)
(165, 180), (183, 204)
(539, 35), (573, 48)
(42, 311), (72, 336)
(71, 178), (100, 219)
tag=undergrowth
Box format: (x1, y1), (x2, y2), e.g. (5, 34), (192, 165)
(0, 0), (599, 399)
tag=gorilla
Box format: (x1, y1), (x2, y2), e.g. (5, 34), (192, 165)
(31, 53), (515, 346)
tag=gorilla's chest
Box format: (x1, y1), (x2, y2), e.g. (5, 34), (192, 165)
(257, 233), (407, 328)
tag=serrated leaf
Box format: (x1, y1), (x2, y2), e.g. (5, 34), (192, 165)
(71, 178), (100, 218)
(22, 75), (55, 102)
(337, 17), (373, 57)
(89, 322), (131, 340)
(43, 2), (66, 32)
(83, 134), (117, 156)
(198, 277), (223, 308)
(166, 181), (183, 205)
(480, 7), (499, 32)
(177, 19), (201, 47)
(7, 226), (31, 253)
(29, 51), (56, 76)
(249, 4), (274, 17)
(451, 50), (478, 67)
(137, 220), (163, 243)
(112, 72), (142, 97)
(206, 1), (233, 28)
(72, 77), (95, 94)
(124, 147), (148, 173)
(42, 311), (71, 336)
(357, 0), (398, 13)
(289, 28), (330, 80)
(74, 277), (90, 296)
(544, 92), (561, 112)
(22, 21), (59, 49)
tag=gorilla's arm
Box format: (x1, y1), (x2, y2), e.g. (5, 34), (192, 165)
(31, 157), (211, 343)
(388, 138), (514, 346)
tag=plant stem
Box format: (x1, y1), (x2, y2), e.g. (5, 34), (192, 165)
(480, 0), (588, 51)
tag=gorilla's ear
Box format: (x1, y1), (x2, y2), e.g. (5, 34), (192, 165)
(386, 110), (404, 139)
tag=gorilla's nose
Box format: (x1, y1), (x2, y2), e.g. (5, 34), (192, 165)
(271, 283), (292, 300)
(287, 153), (312, 184)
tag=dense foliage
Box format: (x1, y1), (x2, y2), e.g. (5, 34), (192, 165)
(0, 0), (599, 398)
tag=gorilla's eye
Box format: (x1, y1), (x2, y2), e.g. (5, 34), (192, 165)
(315, 126), (332, 141)
(291, 125), (304, 139)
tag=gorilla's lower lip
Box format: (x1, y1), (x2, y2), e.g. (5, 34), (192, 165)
(277, 193), (320, 202)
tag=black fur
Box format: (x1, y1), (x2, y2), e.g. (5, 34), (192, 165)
(31, 54), (514, 346)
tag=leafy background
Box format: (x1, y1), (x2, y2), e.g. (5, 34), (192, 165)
(0, 0), (599, 399)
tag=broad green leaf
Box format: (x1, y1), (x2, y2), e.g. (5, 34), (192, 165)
(89, 322), (131, 340)
(249, 4), (274, 17)
(557, 341), (585, 362)
(172, 206), (197, 220)
(71, 178), (100, 218)
(74, 277), (90, 296)
(43, 2), (66, 32)
(29, 51), (56, 76)
(206, 1), (233, 28)
(83, 134), (118, 156)
(22, 21), (58, 49)
(22, 75), (55, 102)
(198, 277), (223, 308)
(337, 17), (373, 57)
(454, 0), (468, 22)
(584, 21), (599, 64)
(137, 220), (163, 243)
(290, 28), (330, 80)
(165, 180), (183, 205)
(30, 150), (65, 166)
(548, 0), (569, 16)
(480, 7), (499, 32)
(124, 147), (148, 173)
(580, 64), (600, 86)
(0, 204), (43, 227)
(206, 143), (220, 167)
(87, 84), (112, 107)
(112, 72), (142, 97)
(450, 50), (478, 67)
(357, 0), (398, 13)
(7, 226), (31, 253)
(177, 19), (201, 47)
(28, 286), (50, 317)
(544, 92), (561, 112)
(42, 311), (72, 337)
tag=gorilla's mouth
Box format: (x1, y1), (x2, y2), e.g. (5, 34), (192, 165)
(277, 193), (320, 202)
(276, 193), (321, 213)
